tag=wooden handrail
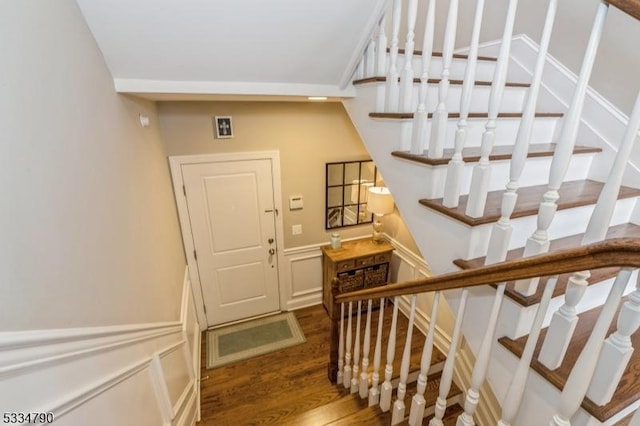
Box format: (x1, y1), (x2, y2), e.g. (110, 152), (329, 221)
(335, 238), (640, 304)
(606, 0), (640, 20)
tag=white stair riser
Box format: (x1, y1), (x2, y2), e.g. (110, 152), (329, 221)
(396, 55), (498, 82)
(357, 85), (559, 149)
(371, 115), (560, 151)
(507, 197), (638, 251)
(497, 270), (639, 340)
(408, 153), (594, 200)
(372, 81), (527, 113)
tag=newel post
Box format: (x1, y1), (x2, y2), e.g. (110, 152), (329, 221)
(328, 277), (341, 382)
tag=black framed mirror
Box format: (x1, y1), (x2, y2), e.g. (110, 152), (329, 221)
(325, 160), (379, 229)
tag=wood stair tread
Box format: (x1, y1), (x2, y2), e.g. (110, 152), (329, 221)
(391, 144), (601, 167)
(454, 223), (640, 307)
(370, 111), (563, 120)
(499, 295), (640, 422)
(354, 76), (530, 88)
(419, 179), (640, 227)
(285, 373), (462, 426)
(391, 48), (498, 62)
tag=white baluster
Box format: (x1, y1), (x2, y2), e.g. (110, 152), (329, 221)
(498, 276), (558, 426)
(376, 15), (388, 76)
(484, 0), (558, 260)
(360, 299), (373, 398)
(392, 295), (418, 425)
(380, 297), (400, 412)
(538, 86), (639, 370)
(337, 302), (345, 385)
(409, 0), (436, 155)
(456, 284), (506, 426)
(365, 37), (376, 79)
(386, 0), (402, 112)
(513, 2), (609, 296)
(441, 0), (485, 204)
(356, 57), (365, 80)
(409, 292), (441, 426)
(538, 270), (590, 369)
(430, 290), (468, 426)
(587, 272), (640, 405)
(351, 300), (362, 393)
(465, 0), (519, 218)
(369, 297), (386, 407)
(428, 0), (459, 159)
(344, 301), (353, 389)
(399, 0), (419, 112)
(550, 268), (633, 426)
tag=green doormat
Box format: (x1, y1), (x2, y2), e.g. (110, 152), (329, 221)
(206, 312), (306, 369)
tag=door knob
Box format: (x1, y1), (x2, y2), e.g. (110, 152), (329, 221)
(269, 248), (276, 255)
(268, 238), (274, 244)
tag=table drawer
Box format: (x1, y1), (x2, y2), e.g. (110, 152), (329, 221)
(355, 255), (375, 268)
(336, 259), (355, 272)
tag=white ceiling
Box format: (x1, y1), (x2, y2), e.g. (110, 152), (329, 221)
(76, 0), (387, 100)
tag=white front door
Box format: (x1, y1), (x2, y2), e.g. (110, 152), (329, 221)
(181, 158), (280, 326)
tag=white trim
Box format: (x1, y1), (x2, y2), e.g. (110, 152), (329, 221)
(1, 272), (200, 425)
(40, 356), (152, 421)
(175, 386), (198, 426)
(281, 235), (370, 311)
(159, 341), (194, 419)
(0, 321), (181, 351)
(0, 325), (182, 377)
(180, 268), (191, 330)
(289, 253), (322, 298)
(114, 79), (356, 99)
(169, 151), (286, 330)
(150, 353), (173, 425)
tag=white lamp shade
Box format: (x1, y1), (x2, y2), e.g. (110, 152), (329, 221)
(367, 187), (394, 215)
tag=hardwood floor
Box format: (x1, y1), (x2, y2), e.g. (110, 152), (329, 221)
(197, 303), (441, 425)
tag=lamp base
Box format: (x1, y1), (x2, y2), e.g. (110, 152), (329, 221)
(372, 214), (385, 244)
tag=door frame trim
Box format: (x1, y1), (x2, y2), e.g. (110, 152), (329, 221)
(169, 151), (286, 330)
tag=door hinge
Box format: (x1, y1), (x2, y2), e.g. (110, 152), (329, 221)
(193, 249), (198, 261)
(203, 304), (207, 314)
(182, 185), (186, 197)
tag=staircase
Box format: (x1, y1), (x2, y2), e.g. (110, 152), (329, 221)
(327, 0), (640, 425)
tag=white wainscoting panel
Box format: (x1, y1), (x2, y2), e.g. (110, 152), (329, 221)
(0, 266), (200, 426)
(54, 362), (164, 426)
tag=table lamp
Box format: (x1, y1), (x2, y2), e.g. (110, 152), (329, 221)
(367, 187), (394, 243)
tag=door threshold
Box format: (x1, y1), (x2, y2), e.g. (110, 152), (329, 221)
(207, 310), (283, 330)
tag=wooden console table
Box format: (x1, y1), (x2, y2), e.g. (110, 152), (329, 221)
(321, 238), (394, 317)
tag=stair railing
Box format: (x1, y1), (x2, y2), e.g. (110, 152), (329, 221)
(484, 0), (559, 263)
(538, 88), (640, 369)
(513, 1), (610, 295)
(329, 238), (640, 425)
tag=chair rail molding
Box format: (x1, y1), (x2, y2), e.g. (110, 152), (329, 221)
(0, 267), (200, 425)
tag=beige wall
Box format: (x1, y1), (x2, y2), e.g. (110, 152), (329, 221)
(158, 101), (422, 253)
(0, 0), (186, 330)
